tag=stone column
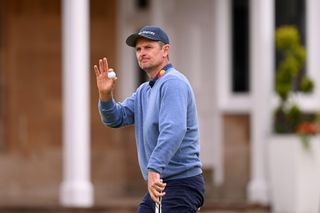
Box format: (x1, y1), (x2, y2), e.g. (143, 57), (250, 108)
(212, 0), (232, 185)
(247, 0), (274, 205)
(60, 0), (93, 207)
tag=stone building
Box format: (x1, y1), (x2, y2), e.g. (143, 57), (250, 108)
(0, 0), (319, 209)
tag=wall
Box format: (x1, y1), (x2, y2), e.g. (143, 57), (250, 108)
(0, 0), (141, 205)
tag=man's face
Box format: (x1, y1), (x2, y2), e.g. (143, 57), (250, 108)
(135, 38), (168, 72)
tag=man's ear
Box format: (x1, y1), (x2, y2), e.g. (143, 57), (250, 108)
(163, 44), (170, 58)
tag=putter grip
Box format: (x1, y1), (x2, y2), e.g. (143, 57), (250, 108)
(155, 179), (163, 213)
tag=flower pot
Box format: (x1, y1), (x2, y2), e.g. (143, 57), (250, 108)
(268, 135), (320, 213)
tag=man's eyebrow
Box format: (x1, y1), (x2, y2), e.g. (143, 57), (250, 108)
(136, 43), (153, 48)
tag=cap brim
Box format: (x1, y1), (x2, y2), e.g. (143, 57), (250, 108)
(126, 34), (140, 47)
(125, 33), (159, 47)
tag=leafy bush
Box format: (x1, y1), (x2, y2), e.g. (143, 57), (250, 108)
(274, 26), (316, 134)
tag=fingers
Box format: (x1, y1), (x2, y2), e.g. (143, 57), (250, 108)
(98, 57), (108, 73)
(153, 184), (165, 192)
(150, 188), (165, 205)
(94, 57), (112, 77)
(147, 171), (166, 204)
(103, 57), (109, 72)
(99, 59), (103, 74)
(148, 181), (166, 204)
(94, 65), (100, 77)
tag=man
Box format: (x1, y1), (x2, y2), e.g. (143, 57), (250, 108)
(94, 25), (205, 212)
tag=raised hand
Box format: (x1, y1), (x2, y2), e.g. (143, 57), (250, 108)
(94, 57), (117, 101)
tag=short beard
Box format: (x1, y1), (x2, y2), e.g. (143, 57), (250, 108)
(139, 61), (161, 73)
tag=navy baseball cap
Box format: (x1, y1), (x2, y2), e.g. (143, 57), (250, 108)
(126, 25), (169, 47)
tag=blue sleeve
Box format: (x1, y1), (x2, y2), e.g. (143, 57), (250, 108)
(147, 79), (189, 173)
(98, 93), (135, 128)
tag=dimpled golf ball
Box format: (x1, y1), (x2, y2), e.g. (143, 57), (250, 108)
(107, 69), (117, 79)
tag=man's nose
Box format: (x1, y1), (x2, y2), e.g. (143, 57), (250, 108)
(140, 48), (146, 56)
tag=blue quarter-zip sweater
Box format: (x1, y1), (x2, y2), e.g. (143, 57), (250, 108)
(98, 65), (202, 181)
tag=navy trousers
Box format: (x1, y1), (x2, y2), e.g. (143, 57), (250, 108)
(137, 174), (205, 213)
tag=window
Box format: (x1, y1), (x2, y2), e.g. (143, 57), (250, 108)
(275, 0), (306, 88)
(275, 0), (306, 44)
(232, 0), (250, 93)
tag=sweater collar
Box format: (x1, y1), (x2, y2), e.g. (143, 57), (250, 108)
(149, 63), (173, 87)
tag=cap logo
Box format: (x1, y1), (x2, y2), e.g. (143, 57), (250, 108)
(139, 31), (155, 36)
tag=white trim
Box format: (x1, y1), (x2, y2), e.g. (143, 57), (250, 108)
(219, 94), (251, 113)
(272, 93), (320, 112)
(217, 0), (252, 114)
(216, 0), (233, 113)
(306, 0), (320, 106)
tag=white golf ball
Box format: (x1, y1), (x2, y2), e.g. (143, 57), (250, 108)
(107, 70), (117, 79)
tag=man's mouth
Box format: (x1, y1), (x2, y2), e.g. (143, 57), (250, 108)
(140, 58), (149, 63)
